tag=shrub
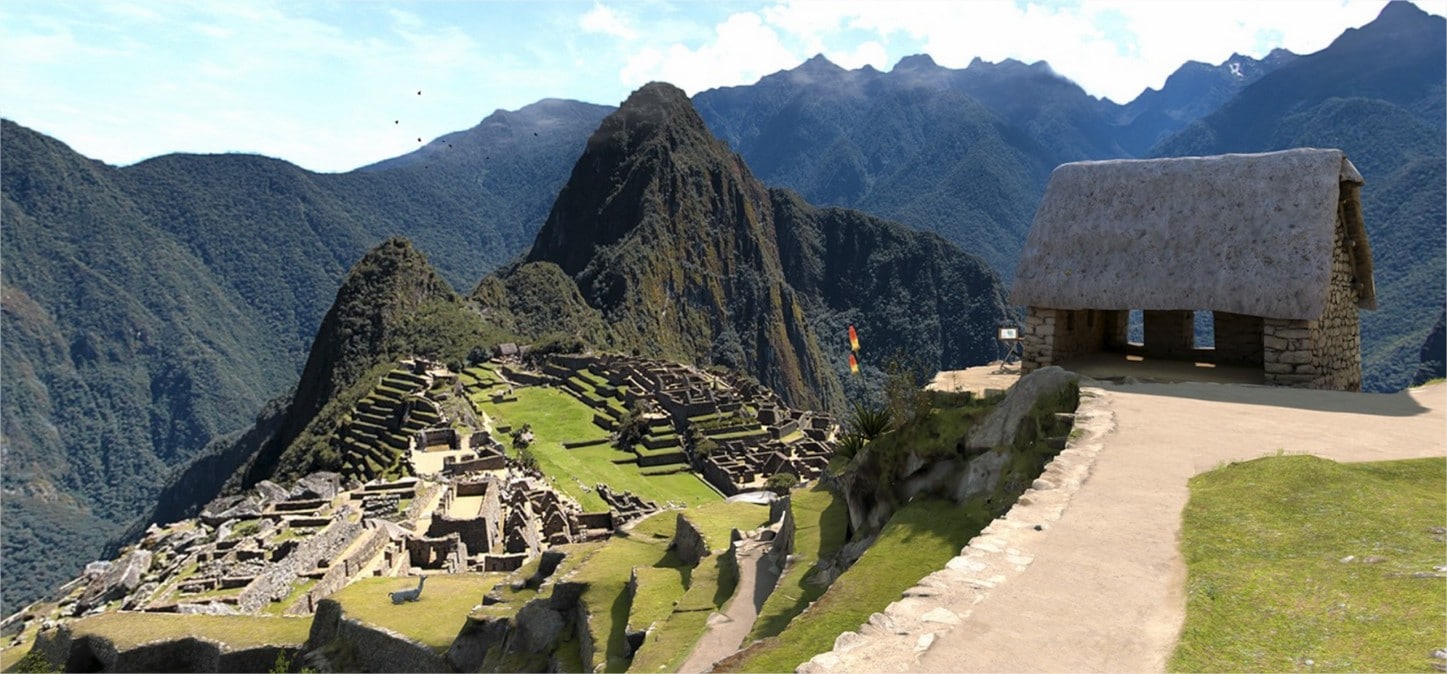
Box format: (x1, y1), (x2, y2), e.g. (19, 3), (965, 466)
(765, 473), (799, 495)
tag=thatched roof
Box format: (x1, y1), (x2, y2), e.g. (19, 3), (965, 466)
(1010, 149), (1376, 321)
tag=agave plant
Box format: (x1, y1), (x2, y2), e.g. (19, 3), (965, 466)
(849, 401), (894, 440)
(833, 432), (867, 461)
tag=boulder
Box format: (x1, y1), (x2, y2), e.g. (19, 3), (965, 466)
(292, 472), (341, 500)
(254, 480), (290, 505)
(965, 367), (1080, 451)
(513, 600), (564, 655)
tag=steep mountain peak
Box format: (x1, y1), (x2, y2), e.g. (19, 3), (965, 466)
(236, 236), (469, 487)
(527, 81), (744, 277)
(893, 53), (939, 71)
(798, 53), (844, 73)
(1379, 0), (1431, 22)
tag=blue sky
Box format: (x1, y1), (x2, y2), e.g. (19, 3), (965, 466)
(2, 0), (1441, 172)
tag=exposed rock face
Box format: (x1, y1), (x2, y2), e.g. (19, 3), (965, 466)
(841, 369), (1081, 546)
(305, 599), (448, 673)
(671, 513), (709, 565)
(966, 367), (1081, 450)
(76, 549), (152, 612)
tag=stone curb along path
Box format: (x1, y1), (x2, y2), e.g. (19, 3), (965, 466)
(799, 387), (1116, 674)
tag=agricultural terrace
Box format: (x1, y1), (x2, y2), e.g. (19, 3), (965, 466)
(330, 573), (509, 653)
(570, 500), (771, 672)
(60, 612), (311, 652)
(468, 385), (720, 511)
(746, 484), (849, 641)
(718, 498), (989, 673)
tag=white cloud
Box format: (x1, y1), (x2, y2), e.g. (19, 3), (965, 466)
(6, 0), (1442, 171)
(580, 3), (638, 40)
(620, 11), (799, 94)
(745, 0), (1401, 103)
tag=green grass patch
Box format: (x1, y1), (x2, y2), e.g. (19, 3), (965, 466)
(627, 550), (740, 674)
(65, 612), (311, 651)
(331, 573), (503, 653)
(574, 502), (770, 672)
(627, 566), (688, 634)
(1171, 456), (1446, 673)
(722, 498), (986, 673)
(746, 484), (848, 641)
(478, 387), (719, 510)
(263, 578), (318, 617)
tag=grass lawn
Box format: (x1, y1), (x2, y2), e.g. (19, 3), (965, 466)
(330, 573), (504, 652)
(573, 502), (770, 673)
(746, 484), (848, 641)
(1171, 455), (1446, 673)
(476, 387), (720, 511)
(627, 551), (740, 674)
(63, 612), (311, 651)
(720, 498), (988, 673)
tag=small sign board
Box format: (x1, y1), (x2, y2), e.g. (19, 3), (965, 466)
(998, 326), (1020, 341)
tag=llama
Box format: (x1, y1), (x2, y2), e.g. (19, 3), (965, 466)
(389, 575), (427, 604)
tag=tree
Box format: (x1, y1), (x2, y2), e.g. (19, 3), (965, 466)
(765, 472), (799, 495)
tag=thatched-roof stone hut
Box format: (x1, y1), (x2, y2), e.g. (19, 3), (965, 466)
(1010, 149), (1376, 391)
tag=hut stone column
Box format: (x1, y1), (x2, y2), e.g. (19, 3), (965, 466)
(1262, 216), (1363, 391)
(1141, 310), (1194, 359)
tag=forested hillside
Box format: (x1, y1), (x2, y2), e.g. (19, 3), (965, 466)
(0, 100), (607, 614)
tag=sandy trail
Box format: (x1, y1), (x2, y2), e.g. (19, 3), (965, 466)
(909, 381), (1446, 672)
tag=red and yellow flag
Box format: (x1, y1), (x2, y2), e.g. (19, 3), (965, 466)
(848, 353), (859, 374)
(848, 324), (860, 352)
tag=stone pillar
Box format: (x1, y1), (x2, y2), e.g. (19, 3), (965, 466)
(1020, 307), (1057, 374)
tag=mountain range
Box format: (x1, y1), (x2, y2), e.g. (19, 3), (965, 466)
(2, 0), (1442, 615)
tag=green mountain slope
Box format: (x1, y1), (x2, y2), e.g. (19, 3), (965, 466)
(0, 99), (606, 614)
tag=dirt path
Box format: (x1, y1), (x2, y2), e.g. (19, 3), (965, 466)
(678, 536), (780, 673)
(803, 380), (1446, 673)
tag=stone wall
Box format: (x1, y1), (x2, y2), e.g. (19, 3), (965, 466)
(238, 519), (362, 613)
(290, 527), (391, 615)
(427, 515), (494, 554)
(305, 599), (448, 673)
(671, 514), (709, 565)
(1262, 213), (1363, 391)
(1214, 311), (1264, 365)
(32, 626), (299, 673)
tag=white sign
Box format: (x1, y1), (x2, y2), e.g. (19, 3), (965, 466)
(998, 327), (1019, 341)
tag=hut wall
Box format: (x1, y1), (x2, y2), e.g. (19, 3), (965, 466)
(1021, 308), (1109, 373)
(1142, 311), (1195, 359)
(1213, 312), (1264, 366)
(1263, 214), (1362, 391)
(1051, 309), (1108, 362)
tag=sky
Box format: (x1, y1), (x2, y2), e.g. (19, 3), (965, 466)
(3, 0), (1442, 173)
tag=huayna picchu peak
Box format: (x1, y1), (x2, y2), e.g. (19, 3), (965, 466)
(516, 81), (1010, 412)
